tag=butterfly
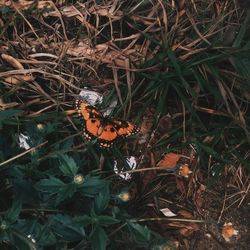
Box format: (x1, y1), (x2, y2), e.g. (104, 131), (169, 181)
(75, 100), (140, 148)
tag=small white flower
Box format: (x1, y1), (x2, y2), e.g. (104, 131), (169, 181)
(27, 234), (36, 243)
(79, 89), (103, 106)
(18, 133), (31, 150)
(114, 156), (137, 180)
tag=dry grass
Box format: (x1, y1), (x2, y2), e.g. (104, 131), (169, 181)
(0, 0), (249, 249)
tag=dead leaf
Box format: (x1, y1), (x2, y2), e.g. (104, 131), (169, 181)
(142, 170), (157, 188)
(168, 222), (187, 228)
(178, 0), (186, 11)
(195, 184), (206, 209)
(157, 153), (181, 168)
(0, 17), (4, 28)
(179, 223), (200, 237)
(37, 1), (54, 10)
(163, 240), (180, 250)
(65, 109), (77, 115)
(1, 53), (24, 69)
(175, 177), (186, 194)
(155, 114), (172, 136)
(140, 116), (154, 134)
(0, 0), (57, 11)
(138, 108), (155, 144)
(4, 75), (34, 85)
(195, 195), (204, 210)
(66, 41), (143, 68)
(0, 98), (19, 110)
(178, 210), (193, 219)
(0, 0), (11, 7)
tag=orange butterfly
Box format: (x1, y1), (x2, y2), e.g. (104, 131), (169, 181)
(75, 100), (140, 148)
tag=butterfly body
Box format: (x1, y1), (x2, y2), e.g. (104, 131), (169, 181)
(75, 100), (140, 148)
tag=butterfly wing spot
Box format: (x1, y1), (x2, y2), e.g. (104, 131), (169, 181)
(83, 131), (92, 140)
(110, 127), (116, 133)
(99, 141), (113, 148)
(82, 125), (95, 140)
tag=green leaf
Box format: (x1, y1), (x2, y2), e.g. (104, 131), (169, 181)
(73, 215), (92, 227)
(5, 199), (22, 224)
(0, 5), (12, 15)
(35, 177), (65, 194)
(164, 44), (195, 98)
(233, 10), (250, 48)
(128, 222), (151, 244)
(50, 214), (85, 242)
(57, 153), (78, 177)
(111, 206), (132, 221)
(14, 219), (56, 247)
(97, 216), (120, 227)
(36, 223), (56, 246)
(56, 183), (76, 205)
(94, 185), (110, 214)
(170, 80), (204, 126)
(0, 109), (23, 126)
(60, 137), (74, 150)
(37, 178), (77, 205)
(78, 176), (108, 196)
(11, 228), (37, 250)
(12, 179), (39, 206)
(0, 224), (10, 241)
(0, 217), (10, 239)
(90, 226), (108, 250)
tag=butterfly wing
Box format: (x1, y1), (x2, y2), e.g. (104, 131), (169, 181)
(75, 100), (102, 120)
(95, 119), (140, 148)
(83, 118), (139, 148)
(83, 120), (119, 148)
(113, 120), (140, 137)
(75, 100), (139, 148)
(83, 118), (101, 140)
(97, 124), (119, 148)
(75, 100), (103, 141)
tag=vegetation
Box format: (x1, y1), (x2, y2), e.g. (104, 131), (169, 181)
(0, 1), (249, 249)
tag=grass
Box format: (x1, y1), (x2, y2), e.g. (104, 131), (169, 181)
(0, 0), (250, 249)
